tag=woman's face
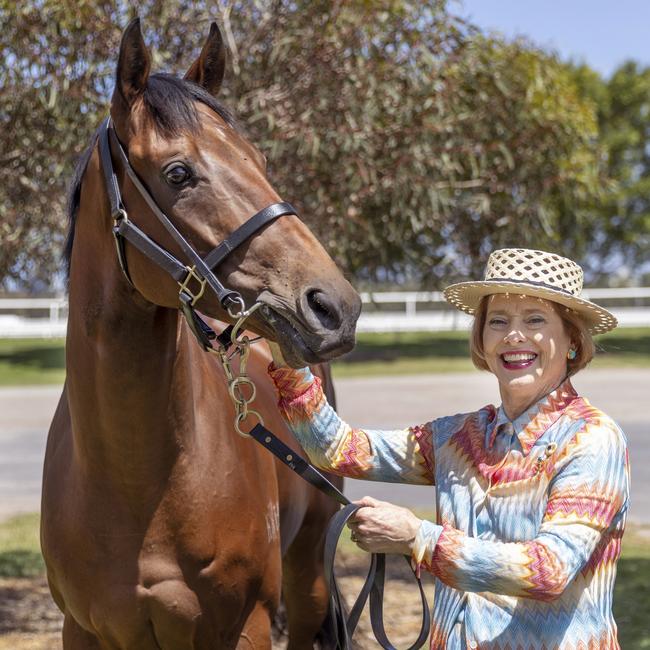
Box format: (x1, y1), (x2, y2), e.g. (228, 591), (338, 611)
(482, 294), (572, 408)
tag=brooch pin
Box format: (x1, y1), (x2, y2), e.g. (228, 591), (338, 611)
(532, 442), (558, 475)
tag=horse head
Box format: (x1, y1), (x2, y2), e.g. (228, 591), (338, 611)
(105, 18), (361, 366)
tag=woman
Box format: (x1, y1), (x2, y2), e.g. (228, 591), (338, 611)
(267, 248), (629, 650)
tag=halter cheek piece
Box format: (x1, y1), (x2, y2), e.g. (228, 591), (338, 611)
(97, 116), (296, 350)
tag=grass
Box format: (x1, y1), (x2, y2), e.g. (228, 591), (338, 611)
(613, 525), (650, 649)
(0, 328), (648, 384)
(331, 327), (650, 378)
(0, 338), (65, 386)
(0, 513), (44, 577)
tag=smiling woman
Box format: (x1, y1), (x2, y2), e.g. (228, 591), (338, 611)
(267, 248), (630, 649)
(468, 294), (595, 419)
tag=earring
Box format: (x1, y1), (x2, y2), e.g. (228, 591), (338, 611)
(567, 348), (577, 360)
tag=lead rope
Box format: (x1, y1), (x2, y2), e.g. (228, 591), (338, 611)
(212, 302), (431, 650)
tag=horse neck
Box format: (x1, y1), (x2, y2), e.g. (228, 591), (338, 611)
(66, 165), (197, 483)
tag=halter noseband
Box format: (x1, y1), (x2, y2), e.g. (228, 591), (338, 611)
(97, 116), (296, 349)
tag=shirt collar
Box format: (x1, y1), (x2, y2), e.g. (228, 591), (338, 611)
(488, 378), (578, 454)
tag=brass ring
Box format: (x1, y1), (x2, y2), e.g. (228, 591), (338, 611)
(227, 296), (247, 320)
(230, 301), (264, 342)
(229, 377), (257, 405)
(234, 409), (264, 438)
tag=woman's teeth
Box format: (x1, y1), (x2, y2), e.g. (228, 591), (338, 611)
(502, 352), (537, 363)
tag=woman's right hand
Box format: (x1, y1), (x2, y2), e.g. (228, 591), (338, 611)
(267, 340), (287, 367)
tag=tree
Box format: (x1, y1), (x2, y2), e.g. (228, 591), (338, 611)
(570, 61), (650, 284)
(0, 0), (611, 291)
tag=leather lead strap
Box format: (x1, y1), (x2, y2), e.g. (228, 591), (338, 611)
(248, 424), (431, 650)
(249, 423), (348, 506)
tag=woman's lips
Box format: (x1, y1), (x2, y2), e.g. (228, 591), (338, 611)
(500, 351), (538, 370)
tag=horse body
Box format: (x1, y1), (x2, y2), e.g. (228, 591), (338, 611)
(41, 20), (359, 649)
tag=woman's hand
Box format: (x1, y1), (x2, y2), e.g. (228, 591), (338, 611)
(267, 341), (287, 367)
(347, 496), (422, 556)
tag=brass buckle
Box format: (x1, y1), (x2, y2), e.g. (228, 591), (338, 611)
(178, 265), (207, 306)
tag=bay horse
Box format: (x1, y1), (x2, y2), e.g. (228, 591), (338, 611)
(41, 18), (361, 649)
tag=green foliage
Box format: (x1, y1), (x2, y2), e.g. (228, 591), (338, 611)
(0, 0), (641, 290)
(570, 61), (650, 283)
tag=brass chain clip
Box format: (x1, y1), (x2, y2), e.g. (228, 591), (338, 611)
(208, 301), (265, 438)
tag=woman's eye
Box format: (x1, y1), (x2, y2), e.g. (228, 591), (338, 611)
(164, 163), (192, 186)
(528, 316), (546, 325)
(489, 318), (507, 327)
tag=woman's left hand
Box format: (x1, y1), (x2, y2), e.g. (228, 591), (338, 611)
(348, 496), (422, 556)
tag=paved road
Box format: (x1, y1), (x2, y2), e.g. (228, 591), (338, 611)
(1, 369), (648, 522)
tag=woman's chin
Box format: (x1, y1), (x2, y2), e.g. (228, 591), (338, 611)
(499, 372), (538, 392)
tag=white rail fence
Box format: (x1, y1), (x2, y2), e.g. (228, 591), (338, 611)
(1, 289), (649, 337)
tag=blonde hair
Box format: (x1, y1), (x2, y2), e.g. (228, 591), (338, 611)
(470, 296), (595, 377)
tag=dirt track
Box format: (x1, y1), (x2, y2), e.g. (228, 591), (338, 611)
(0, 550), (434, 649)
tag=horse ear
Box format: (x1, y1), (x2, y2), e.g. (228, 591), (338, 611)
(184, 22), (226, 96)
(114, 17), (151, 109)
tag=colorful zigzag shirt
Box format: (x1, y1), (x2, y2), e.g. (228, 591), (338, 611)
(268, 365), (630, 650)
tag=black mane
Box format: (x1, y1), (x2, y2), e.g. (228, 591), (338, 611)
(63, 73), (238, 279)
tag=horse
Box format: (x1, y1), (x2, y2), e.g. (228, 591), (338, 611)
(41, 18), (361, 649)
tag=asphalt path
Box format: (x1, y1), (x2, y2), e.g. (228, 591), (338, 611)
(0, 369), (648, 523)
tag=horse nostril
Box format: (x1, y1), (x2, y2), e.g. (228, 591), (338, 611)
(306, 289), (341, 330)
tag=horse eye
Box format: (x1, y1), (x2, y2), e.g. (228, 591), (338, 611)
(164, 163), (191, 186)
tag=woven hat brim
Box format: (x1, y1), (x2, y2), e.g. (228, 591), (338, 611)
(443, 280), (618, 335)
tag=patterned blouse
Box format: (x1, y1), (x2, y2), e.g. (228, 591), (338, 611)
(268, 365), (630, 650)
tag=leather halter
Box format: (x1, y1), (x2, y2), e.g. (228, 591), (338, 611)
(97, 117), (296, 349)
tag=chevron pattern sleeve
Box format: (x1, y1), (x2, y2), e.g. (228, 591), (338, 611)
(416, 413), (629, 601)
(268, 364), (435, 484)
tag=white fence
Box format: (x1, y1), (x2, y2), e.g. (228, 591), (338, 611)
(1, 289), (649, 337)
(356, 288), (650, 333)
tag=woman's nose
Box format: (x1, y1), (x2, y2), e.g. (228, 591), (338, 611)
(504, 328), (525, 343)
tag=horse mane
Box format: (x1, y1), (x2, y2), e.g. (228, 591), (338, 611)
(63, 73), (238, 281)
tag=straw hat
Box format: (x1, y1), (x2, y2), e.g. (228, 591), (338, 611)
(443, 248), (617, 334)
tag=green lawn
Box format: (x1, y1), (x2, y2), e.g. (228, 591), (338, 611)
(0, 338), (65, 386)
(615, 526), (650, 649)
(332, 327), (650, 377)
(0, 328), (648, 385)
(0, 513), (43, 577)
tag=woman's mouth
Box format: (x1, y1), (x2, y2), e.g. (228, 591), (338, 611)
(500, 351), (538, 370)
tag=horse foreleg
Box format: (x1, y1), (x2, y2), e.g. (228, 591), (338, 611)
(237, 600), (273, 650)
(63, 614), (103, 649)
(282, 522), (332, 650)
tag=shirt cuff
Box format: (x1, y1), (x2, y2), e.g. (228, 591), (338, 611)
(268, 363), (317, 401)
(411, 520), (444, 576)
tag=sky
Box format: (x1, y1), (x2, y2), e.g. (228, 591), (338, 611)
(457, 0), (650, 78)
